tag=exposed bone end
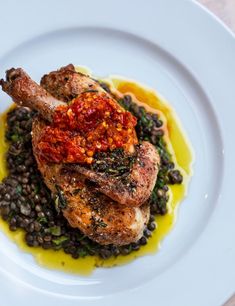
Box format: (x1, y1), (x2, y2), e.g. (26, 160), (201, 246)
(1, 67), (65, 122)
(0, 68), (25, 92)
(6, 67), (24, 82)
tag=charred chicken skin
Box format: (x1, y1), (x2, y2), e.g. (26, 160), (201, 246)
(0, 65), (160, 245)
(32, 117), (150, 245)
(40, 65), (160, 206)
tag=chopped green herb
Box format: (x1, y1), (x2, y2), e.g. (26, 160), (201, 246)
(90, 216), (107, 229)
(7, 210), (15, 222)
(76, 233), (86, 241)
(16, 185), (22, 195)
(78, 249), (88, 257)
(34, 184), (40, 194)
(52, 236), (69, 246)
(55, 185), (67, 209)
(11, 134), (20, 142)
(37, 216), (48, 224)
(98, 221), (107, 228)
(90, 148), (136, 178)
(54, 196), (60, 213)
(50, 226), (61, 236)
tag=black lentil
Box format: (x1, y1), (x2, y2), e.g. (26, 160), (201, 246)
(0, 89), (183, 260)
(148, 221), (156, 231)
(118, 94), (183, 215)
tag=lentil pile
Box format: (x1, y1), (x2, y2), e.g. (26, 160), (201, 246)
(36, 91), (137, 164)
(118, 94), (183, 215)
(0, 84), (183, 260)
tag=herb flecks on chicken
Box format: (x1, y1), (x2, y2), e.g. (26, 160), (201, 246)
(118, 94), (183, 215)
(69, 141), (159, 207)
(38, 65), (160, 207)
(0, 65), (160, 245)
(36, 91), (137, 164)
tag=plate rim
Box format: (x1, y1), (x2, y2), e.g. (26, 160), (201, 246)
(0, 1), (234, 305)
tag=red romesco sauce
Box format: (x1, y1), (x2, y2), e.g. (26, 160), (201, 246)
(36, 91), (138, 164)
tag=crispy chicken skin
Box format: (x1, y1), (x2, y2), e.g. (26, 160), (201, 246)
(1, 66), (160, 207)
(32, 118), (150, 245)
(69, 141), (160, 207)
(40, 65), (160, 206)
(40, 64), (104, 103)
(0, 68), (65, 122)
(0, 67), (155, 245)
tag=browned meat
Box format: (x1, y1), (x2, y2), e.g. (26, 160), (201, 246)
(69, 141), (160, 207)
(40, 64), (102, 103)
(40, 65), (160, 206)
(0, 67), (151, 245)
(0, 68), (65, 122)
(1, 67), (159, 207)
(32, 118), (150, 245)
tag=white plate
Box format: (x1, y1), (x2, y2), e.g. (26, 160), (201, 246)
(0, 0), (234, 305)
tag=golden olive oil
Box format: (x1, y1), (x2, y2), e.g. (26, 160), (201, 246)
(0, 75), (193, 275)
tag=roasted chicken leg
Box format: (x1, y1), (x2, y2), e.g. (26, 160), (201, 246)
(1, 66), (160, 207)
(33, 117), (150, 245)
(0, 67), (156, 245)
(40, 65), (160, 206)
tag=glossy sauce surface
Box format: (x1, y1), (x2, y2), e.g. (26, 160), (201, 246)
(36, 91), (137, 164)
(0, 72), (193, 275)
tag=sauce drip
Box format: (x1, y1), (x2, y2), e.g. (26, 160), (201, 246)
(36, 91), (137, 164)
(0, 68), (194, 275)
